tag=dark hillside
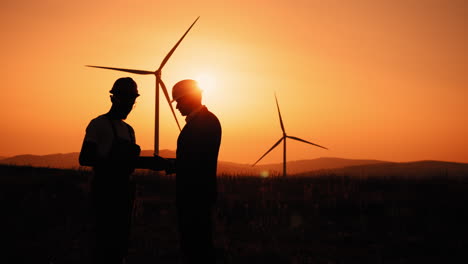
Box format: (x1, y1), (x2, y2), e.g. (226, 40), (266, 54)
(303, 160), (468, 178)
(1, 164), (467, 263)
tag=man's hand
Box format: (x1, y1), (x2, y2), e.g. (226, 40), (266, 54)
(164, 158), (176, 175)
(136, 155), (170, 171)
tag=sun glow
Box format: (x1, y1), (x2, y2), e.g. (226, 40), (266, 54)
(191, 70), (227, 108)
(195, 72), (217, 95)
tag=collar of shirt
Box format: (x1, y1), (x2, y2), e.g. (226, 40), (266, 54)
(185, 105), (206, 123)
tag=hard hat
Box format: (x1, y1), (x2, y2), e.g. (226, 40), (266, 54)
(110, 77), (139, 98)
(171, 79), (202, 102)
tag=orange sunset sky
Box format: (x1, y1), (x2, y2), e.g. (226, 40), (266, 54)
(1, 0), (467, 164)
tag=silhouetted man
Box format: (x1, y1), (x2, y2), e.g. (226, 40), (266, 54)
(79, 77), (163, 264)
(171, 79), (222, 264)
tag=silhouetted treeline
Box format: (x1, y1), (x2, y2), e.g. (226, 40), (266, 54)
(1, 164), (467, 263)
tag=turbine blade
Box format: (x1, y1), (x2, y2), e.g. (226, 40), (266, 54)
(287, 136), (328, 150)
(158, 78), (181, 131)
(274, 93), (285, 134)
(86, 65), (154, 75)
(157, 16), (200, 71)
(252, 137), (284, 166)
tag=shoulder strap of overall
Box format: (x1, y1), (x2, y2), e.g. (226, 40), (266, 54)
(104, 114), (117, 139)
(104, 114), (135, 143)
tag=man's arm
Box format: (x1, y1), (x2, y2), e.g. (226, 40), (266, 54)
(135, 155), (173, 171)
(79, 141), (99, 167)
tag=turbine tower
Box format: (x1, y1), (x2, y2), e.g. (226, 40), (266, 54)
(86, 17), (199, 155)
(252, 94), (328, 177)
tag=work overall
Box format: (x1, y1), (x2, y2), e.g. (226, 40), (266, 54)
(91, 115), (140, 263)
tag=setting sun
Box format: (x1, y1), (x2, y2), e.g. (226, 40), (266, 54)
(195, 72), (217, 95)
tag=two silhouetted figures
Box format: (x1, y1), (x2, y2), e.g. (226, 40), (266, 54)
(79, 78), (221, 264)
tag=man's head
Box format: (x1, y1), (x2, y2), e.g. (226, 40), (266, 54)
(172, 79), (202, 116)
(110, 77), (139, 119)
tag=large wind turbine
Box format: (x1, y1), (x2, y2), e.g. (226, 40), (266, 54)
(252, 94), (328, 177)
(86, 17), (199, 155)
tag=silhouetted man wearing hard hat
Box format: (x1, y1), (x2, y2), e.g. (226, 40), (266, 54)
(79, 77), (165, 264)
(172, 79), (222, 264)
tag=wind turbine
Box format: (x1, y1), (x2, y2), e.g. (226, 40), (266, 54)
(252, 94), (328, 177)
(86, 17), (199, 155)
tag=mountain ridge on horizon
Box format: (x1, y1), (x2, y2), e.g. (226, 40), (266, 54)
(1, 150), (467, 176)
(0, 150), (388, 174)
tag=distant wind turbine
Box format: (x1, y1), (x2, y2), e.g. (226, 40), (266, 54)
(86, 17), (200, 155)
(252, 94), (328, 177)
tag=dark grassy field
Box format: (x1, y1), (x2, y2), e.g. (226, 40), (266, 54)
(1, 164), (467, 263)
